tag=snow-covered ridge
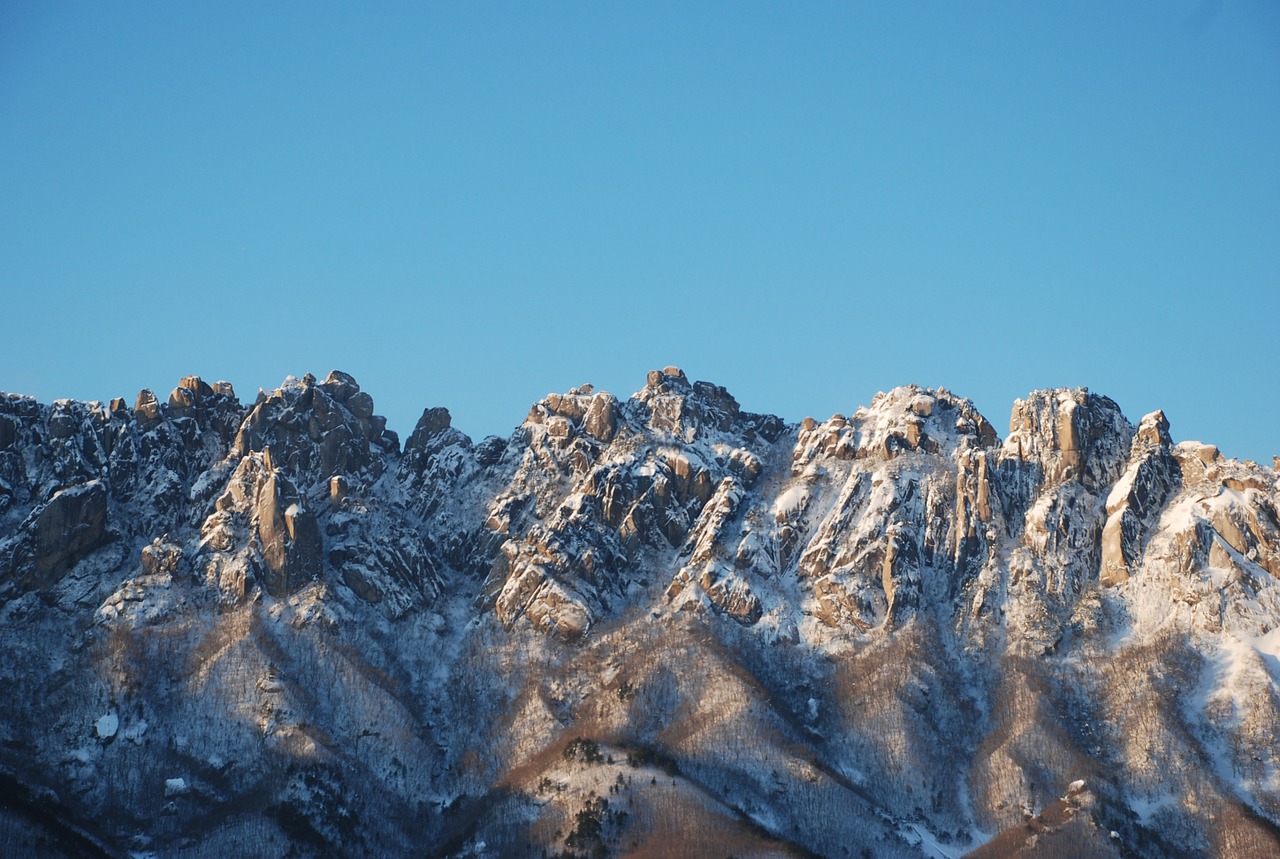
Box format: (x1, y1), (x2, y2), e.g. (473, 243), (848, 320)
(1, 368), (1279, 857)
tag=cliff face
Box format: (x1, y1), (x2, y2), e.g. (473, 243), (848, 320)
(2, 368), (1279, 858)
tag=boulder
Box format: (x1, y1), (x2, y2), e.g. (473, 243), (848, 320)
(168, 386), (196, 416)
(140, 537), (183, 578)
(178, 375), (214, 402)
(95, 712), (119, 740)
(647, 366), (690, 392)
(134, 389), (162, 427)
(330, 474), (349, 506)
(347, 391), (375, 419)
(545, 393), (587, 423)
(319, 370), (359, 403)
(1135, 409), (1172, 447)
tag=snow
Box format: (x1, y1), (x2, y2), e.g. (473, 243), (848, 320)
(1253, 627), (1280, 686)
(123, 718), (149, 743)
(1104, 461), (1139, 514)
(1130, 793), (1175, 824)
(901, 822), (976, 859)
(95, 712), (118, 739)
(773, 485), (809, 521)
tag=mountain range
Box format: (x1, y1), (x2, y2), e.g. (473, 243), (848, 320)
(2, 367), (1279, 858)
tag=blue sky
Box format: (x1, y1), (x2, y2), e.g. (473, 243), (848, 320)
(2, 2), (1277, 462)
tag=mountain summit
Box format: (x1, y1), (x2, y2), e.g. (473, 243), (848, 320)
(2, 369), (1278, 857)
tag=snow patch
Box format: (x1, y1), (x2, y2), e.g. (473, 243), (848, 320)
(95, 712), (118, 740)
(773, 485), (809, 522)
(1252, 627), (1280, 686)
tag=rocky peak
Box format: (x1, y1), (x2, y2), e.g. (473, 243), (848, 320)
(523, 384), (621, 448)
(633, 366), (784, 445)
(1001, 388), (1132, 491)
(485, 371), (784, 640)
(1135, 408), (1172, 448)
(794, 385), (997, 468)
(402, 405), (475, 484)
(1099, 410), (1181, 587)
(230, 371), (397, 489)
(200, 448), (322, 599)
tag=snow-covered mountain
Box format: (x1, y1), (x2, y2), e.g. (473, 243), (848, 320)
(2, 368), (1278, 858)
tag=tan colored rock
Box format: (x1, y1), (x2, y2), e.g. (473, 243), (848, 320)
(330, 474), (348, 506)
(904, 418), (924, 450)
(140, 537), (182, 578)
(910, 395), (935, 418)
(545, 392), (587, 423)
(1100, 411), (1180, 586)
(134, 389), (161, 425)
(178, 375), (214, 402)
(1135, 410), (1171, 447)
(168, 386), (195, 415)
(1055, 398), (1080, 474)
(1210, 506), (1251, 556)
(199, 510), (236, 553)
(583, 392), (617, 443)
(1099, 516), (1129, 587)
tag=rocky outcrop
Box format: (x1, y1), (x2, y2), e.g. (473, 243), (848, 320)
(230, 371), (398, 479)
(484, 371), (781, 640)
(1100, 411), (1180, 586)
(254, 454), (323, 597)
(1000, 388), (1132, 493)
(781, 386), (1002, 632)
(1, 480), (108, 594)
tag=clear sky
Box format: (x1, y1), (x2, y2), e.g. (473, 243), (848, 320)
(2, 2), (1277, 462)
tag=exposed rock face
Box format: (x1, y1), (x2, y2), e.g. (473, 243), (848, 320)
(32, 480), (108, 582)
(1, 369), (1279, 859)
(484, 372), (782, 641)
(221, 451), (324, 597)
(134, 388), (161, 427)
(231, 372), (397, 474)
(1, 480), (108, 593)
(1100, 411), (1180, 586)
